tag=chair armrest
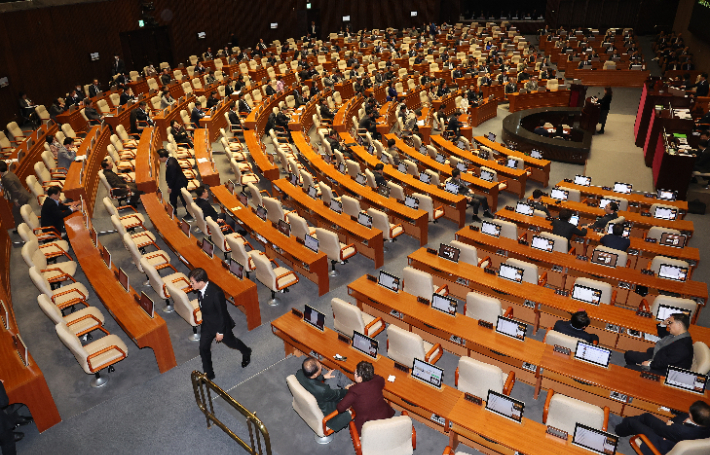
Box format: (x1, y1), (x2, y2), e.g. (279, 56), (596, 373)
(628, 435), (663, 455)
(503, 371), (516, 395)
(425, 342), (442, 364)
(274, 271), (298, 290)
(611, 289), (617, 306)
(348, 418), (362, 455)
(538, 271), (548, 286)
(34, 226), (62, 239)
(155, 263), (172, 271)
(503, 306), (514, 318)
(340, 243), (357, 261)
(399, 410), (416, 450)
(435, 284), (449, 296)
(389, 223), (403, 237)
(364, 316), (384, 337)
(443, 448), (455, 455)
(517, 232), (527, 242)
(602, 406), (610, 431)
(638, 298), (650, 314)
(87, 345), (127, 373)
(542, 388), (554, 423)
(145, 252), (170, 263)
(66, 314), (103, 336)
(477, 255), (491, 268)
(51, 288), (87, 303)
(41, 268), (76, 282)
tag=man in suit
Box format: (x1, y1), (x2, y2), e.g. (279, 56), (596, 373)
(295, 357), (352, 433)
(533, 120), (550, 137)
(203, 47), (213, 61)
(83, 99), (102, 124)
(227, 102), (240, 130)
(692, 140), (710, 174)
(111, 55), (126, 76)
(530, 189), (550, 216)
(335, 361), (394, 435)
(157, 149), (191, 219)
(615, 401), (710, 455)
(624, 313), (694, 374)
(450, 168), (493, 222)
(88, 79), (102, 98)
(236, 94), (251, 114)
(206, 91), (220, 109)
(1, 378), (32, 455)
(308, 21), (319, 37)
(584, 201), (619, 230)
(446, 111), (463, 137)
(129, 101), (150, 134)
(191, 101), (206, 126)
(194, 186), (236, 231)
(0, 161), (32, 226)
(160, 68), (172, 86)
(101, 160), (141, 207)
(56, 138), (77, 171)
(553, 311), (599, 344)
(373, 163), (387, 187)
(693, 72), (709, 97)
(255, 39), (267, 52)
(319, 99), (334, 120)
(551, 209), (588, 250)
(41, 186), (79, 234)
(119, 87), (136, 105)
(188, 268), (251, 380)
(600, 223), (630, 252)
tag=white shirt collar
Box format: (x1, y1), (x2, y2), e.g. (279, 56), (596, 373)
(199, 282), (209, 297)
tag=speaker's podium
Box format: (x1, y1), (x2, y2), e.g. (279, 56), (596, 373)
(580, 97), (601, 133)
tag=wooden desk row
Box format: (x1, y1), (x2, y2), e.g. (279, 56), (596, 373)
(474, 135), (551, 188)
(63, 125), (112, 219)
(553, 180), (689, 214)
(134, 127), (162, 194)
(563, 67), (650, 87)
(508, 89), (571, 113)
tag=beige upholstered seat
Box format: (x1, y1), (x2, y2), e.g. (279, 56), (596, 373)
(318, 182), (340, 206)
(504, 258), (538, 284)
(103, 197), (145, 230)
(165, 282), (202, 341)
(246, 182), (266, 207)
(38, 294), (104, 337)
(650, 256), (690, 279)
(543, 327), (581, 351)
(21, 240), (76, 282)
(140, 257), (190, 313)
(573, 277), (614, 305)
(262, 197), (292, 223)
(17, 223), (70, 256)
(691, 342), (710, 375)
(387, 182), (406, 202)
(543, 390), (608, 435)
(55, 321), (128, 387)
(368, 208), (403, 242)
(332, 298), (384, 338)
(286, 374), (339, 444)
(251, 251), (299, 306)
(315, 228), (356, 276)
(539, 231), (569, 253)
(121, 233), (169, 282)
(649, 295), (698, 321)
(357, 414), (415, 455)
(456, 356), (515, 399)
(387, 324), (442, 366)
(111, 215), (157, 252)
(646, 226), (681, 240)
(412, 193), (444, 223)
(226, 236), (257, 278)
(593, 245), (628, 267)
(403, 267), (448, 300)
(557, 185), (581, 202)
(630, 436), (710, 455)
(286, 212), (316, 241)
(34, 161), (65, 188)
(547, 79), (559, 91)
(30, 266), (90, 311)
(341, 195), (361, 218)
(465, 291), (511, 324)
(488, 219), (517, 240)
(448, 240), (479, 267)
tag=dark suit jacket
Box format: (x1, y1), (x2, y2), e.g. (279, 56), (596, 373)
(165, 157), (188, 190)
(336, 375), (395, 434)
(264, 85), (276, 96)
(600, 233), (630, 252)
(198, 282), (234, 336)
(591, 212), (619, 230)
(195, 197), (220, 221)
(0, 381), (14, 432)
(1, 171), (31, 206)
(647, 325), (694, 374)
(696, 80), (709, 97)
(88, 85), (102, 98)
(119, 92), (133, 105)
(551, 219), (588, 249)
(129, 108), (147, 134)
(531, 201), (550, 216)
(295, 369), (350, 431)
(41, 197), (73, 233)
(103, 169), (128, 190)
(227, 110), (240, 126)
(639, 413), (710, 455)
(237, 100), (251, 113)
(553, 320), (599, 344)
(191, 107), (205, 125)
(112, 59), (126, 76)
(533, 126), (549, 137)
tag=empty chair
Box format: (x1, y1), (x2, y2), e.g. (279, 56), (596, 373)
(503, 258), (540, 284)
(287, 212), (316, 242)
(573, 277), (615, 305)
(140, 257), (191, 313)
(331, 298), (384, 338)
(166, 282), (202, 341)
(456, 356), (515, 399)
(488, 219), (518, 240)
(646, 226), (681, 240)
(341, 195), (362, 219)
(543, 389), (609, 435)
(251, 252), (299, 306)
(649, 256), (690, 279)
(17, 223), (70, 257)
(29, 266), (90, 311)
(55, 321), (128, 387)
(37, 294), (104, 340)
(538, 231), (569, 253)
(592, 245), (628, 267)
(387, 182), (406, 202)
(412, 193), (443, 223)
(21, 240), (76, 283)
(465, 291), (512, 324)
(318, 182), (339, 206)
(543, 327), (581, 351)
(246, 182), (267, 207)
(111, 215), (157, 254)
(226, 235), (257, 278)
(103, 197), (146, 231)
(402, 267), (448, 300)
(448, 240), (483, 267)
(121, 233), (170, 286)
(367, 208), (403, 245)
(547, 79), (560, 91)
(315, 228), (356, 276)
(629, 435), (710, 455)
(424, 169), (440, 186)
(387, 324), (442, 367)
(691, 342), (710, 375)
(350, 413), (416, 455)
(262, 197), (293, 223)
(207, 218), (251, 260)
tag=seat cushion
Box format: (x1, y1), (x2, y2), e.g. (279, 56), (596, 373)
(52, 283), (90, 305)
(85, 334), (127, 371)
(64, 306), (104, 335)
(546, 394), (605, 435)
(390, 225), (404, 238)
(274, 267), (298, 289)
(162, 272), (190, 289)
(131, 231), (157, 245)
(43, 261), (78, 280)
(362, 312), (383, 336)
(39, 241), (70, 255)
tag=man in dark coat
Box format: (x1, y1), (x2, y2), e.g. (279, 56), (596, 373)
(295, 357), (352, 432)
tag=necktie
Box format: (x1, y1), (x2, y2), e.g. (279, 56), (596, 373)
(197, 292), (203, 308)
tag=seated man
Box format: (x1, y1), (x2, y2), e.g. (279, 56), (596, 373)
(533, 120), (549, 137)
(530, 189), (550, 216)
(624, 313), (693, 374)
(449, 168), (493, 223)
(615, 400), (710, 455)
(191, 101), (206, 125)
(194, 186), (238, 232)
(41, 186), (79, 234)
(373, 163), (387, 187)
(551, 209), (588, 251)
(335, 361), (394, 435)
(600, 222), (630, 252)
(101, 160), (142, 207)
(295, 357), (352, 433)
(553, 311), (599, 344)
(584, 201), (619, 230)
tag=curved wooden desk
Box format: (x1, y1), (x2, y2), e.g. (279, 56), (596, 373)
(63, 125), (111, 217)
(564, 68), (650, 87)
(508, 89), (571, 113)
(474, 136), (551, 188)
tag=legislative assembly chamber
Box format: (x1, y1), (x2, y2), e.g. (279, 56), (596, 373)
(1, 0), (710, 453)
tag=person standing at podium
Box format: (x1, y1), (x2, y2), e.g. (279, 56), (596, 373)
(597, 87), (612, 134)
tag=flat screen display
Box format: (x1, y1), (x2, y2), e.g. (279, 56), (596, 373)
(118, 268), (129, 292)
(496, 316), (527, 341)
(304, 234), (319, 253)
(431, 294), (457, 315)
(480, 169), (494, 182)
(531, 235), (554, 252)
(378, 185), (390, 198)
(506, 158), (517, 168)
(656, 304), (692, 321)
(0, 300), (9, 330)
(229, 258), (244, 279)
(591, 249), (618, 268)
(289, 173), (299, 186)
(398, 163), (407, 173)
(101, 246), (111, 268)
(378, 270), (400, 292)
(435, 153), (446, 164)
(201, 239), (214, 258)
(404, 195), (419, 209)
(658, 264), (688, 281)
(656, 189), (677, 201)
(180, 218), (191, 237)
(277, 219), (290, 237)
(574, 175), (591, 186)
(515, 202), (534, 216)
(13, 334), (28, 367)
(654, 207), (677, 221)
(255, 205), (268, 222)
(352, 331), (378, 358)
(485, 390), (524, 422)
(444, 181), (459, 195)
(498, 264), (524, 283)
(303, 305), (325, 331)
(358, 212), (372, 228)
(599, 198), (615, 209)
(574, 341), (612, 367)
(487, 132), (496, 142)
(572, 424), (618, 455)
(239, 192), (248, 205)
(419, 172), (431, 184)
(355, 173), (367, 185)
(330, 199), (343, 214)
(457, 162), (467, 172)
(613, 182), (632, 194)
(659, 233), (686, 248)
(481, 221), (501, 237)
(531, 150), (543, 159)
(412, 358), (444, 388)
(665, 366), (707, 394)
(139, 292), (155, 318)
(307, 185), (318, 198)
(571, 284), (602, 305)
(90, 227), (98, 248)
(438, 243), (460, 262)
(569, 215), (580, 226)
(550, 188), (569, 201)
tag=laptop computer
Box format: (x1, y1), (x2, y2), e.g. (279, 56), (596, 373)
(378, 271), (400, 292)
(304, 234), (319, 253)
(481, 221), (501, 237)
(405, 195), (419, 209)
(658, 264), (688, 281)
(574, 341), (612, 368)
(515, 202), (534, 216)
(659, 233), (686, 248)
(654, 207), (678, 221)
(530, 235), (554, 252)
(665, 366), (708, 394)
(431, 294), (457, 316)
(572, 424), (619, 455)
(550, 188), (569, 201)
(303, 305), (325, 331)
(496, 316), (527, 341)
(485, 390), (524, 423)
(613, 182), (632, 194)
(480, 169), (494, 182)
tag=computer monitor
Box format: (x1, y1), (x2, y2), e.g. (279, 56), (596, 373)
(485, 390), (524, 423)
(138, 292), (155, 318)
(229, 258), (244, 279)
(480, 169), (494, 182)
(357, 212), (372, 228)
(101, 246), (111, 268)
(481, 221), (501, 237)
(238, 192), (248, 206)
(201, 239), (215, 258)
(506, 158), (517, 168)
(515, 202), (534, 216)
(498, 264), (524, 283)
(411, 358), (444, 388)
(0, 300), (9, 330)
(658, 264), (688, 281)
(574, 341), (612, 368)
(654, 207), (678, 221)
(664, 367), (708, 394)
(277, 219), (291, 237)
(613, 182), (632, 194)
(255, 205), (268, 222)
(531, 150), (543, 159)
(118, 268), (129, 292)
(303, 305), (325, 331)
(456, 140), (466, 149)
(180, 218), (191, 237)
(404, 195), (419, 209)
(352, 331), (378, 358)
(606, 223), (630, 238)
(90, 227), (98, 248)
(435, 153), (446, 164)
(378, 185), (390, 198)
(12, 334), (28, 367)
(289, 172), (299, 186)
(438, 243), (460, 263)
(571, 284), (603, 305)
(550, 188), (569, 201)
(378, 270), (400, 292)
(338, 163), (346, 174)
(307, 185), (318, 198)
(367, 144), (374, 155)
(419, 172), (431, 184)
(591, 249), (618, 268)
(355, 173), (367, 185)
(496, 316), (527, 341)
(659, 233), (686, 248)
(304, 234), (319, 253)
(330, 199), (343, 214)
(530, 235), (554, 252)
(487, 132), (496, 142)
(655, 304), (692, 321)
(444, 181), (459, 195)
(398, 163), (407, 173)
(457, 162), (467, 172)
(431, 294), (457, 315)
(656, 189), (677, 201)
(479, 149), (490, 160)
(574, 175), (591, 186)
(572, 424), (619, 455)
(569, 214), (580, 226)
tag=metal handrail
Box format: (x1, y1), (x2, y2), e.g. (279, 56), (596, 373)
(191, 370), (272, 455)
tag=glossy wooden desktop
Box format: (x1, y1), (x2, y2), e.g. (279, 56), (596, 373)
(63, 125), (111, 218)
(474, 136), (551, 188)
(152, 95), (194, 144)
(554, 180), (689, 214)
(271, 178), (385, 269)
(134, 127), (161, 194)
(563, 68), (650, 87)
(193, 129), (220, 187)
(508, 90), (571, 113)
(12, 123), (59, 192)
(64, 213), (178, 374)
(56, 104), (89, 132)
(141, 193), (262, 330)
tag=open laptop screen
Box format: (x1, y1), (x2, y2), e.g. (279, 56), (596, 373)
(656, 189), (677, 201)
(138, 292), (155, 318)
(574, 341), (612, 367)
(419, 172), (431, 184)
(438, 243), (460, 263)
(481, 221), (501, 237)
(506, 158), (518, 168)
(201, 239), (214, 258)
(571, 284), (602, 305)
(487, 132), (496, 142)
(485, 390), (524, 422)
(656, 304), (692, 321)
(330, 199), (343, 214)
(118, 268), (129, 292)
(307, 185), (318, 198)
(480, 169), (494, 182)
(613, 182), (632, 194)
(531, 150), (543, 159)
(659, 233), (686, 248)
(412, 358), (444, 388)
(550, 188), (569, 201)
(665, 367), (708, 394)
(180, 218), (191, 237)
(357, 212), (372, 228)
(255, 205), (268, 222)
(654, 207), (678, 221)
(431, 294), (457, 315)
(355, 173), (367, 185)
(658, 264), (688, 281)
(531, 235), (554, 252)
(304, 234), (319, 253)
(569, 214), (580, 226)
(303, 305), (325, 331)
(444, 181), (459, 194)
(352, 331), (378, 358)
(277, 219), (291, 237)
(573, 424), (619, 455)
(229, 258), (244, 279)
(515, 202), (534, 216)
(404, 195), (419, 209)
(378, 271), (400, 292)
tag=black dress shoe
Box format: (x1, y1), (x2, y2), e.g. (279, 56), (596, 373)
(483, 210), (494, 219)
(14, 432), (24, 442)
(16, 416), (33, 426)
(241, 348), (252, 368)
(206, 372), (215, 380)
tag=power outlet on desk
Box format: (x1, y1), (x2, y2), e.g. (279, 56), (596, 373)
(609, 391), (629, 402)
(523, 300), (537, 309)
(456, 277), (469, 286)
(450, 334), (466, 345)
(389, 309), (404, 319)
(522, 362), (537, 372)
(605, 324), (620, 333)
(430, 414), (445, 425)
(641, 212), (652, 217)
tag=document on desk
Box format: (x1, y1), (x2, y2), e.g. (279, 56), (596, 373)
(197, 158), (209, 164)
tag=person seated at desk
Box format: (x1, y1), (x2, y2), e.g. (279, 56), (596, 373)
(235, 93), (251, 114)
(600, 223), (630, 252)
(49, 97), (66, 120)
(450, 168), (493, 223)
(584, 200), (619, 230)
(120, 87), (136, 105)
(614, 401), (710, 455)
(191, 101), (206, 125)
(553, 311), (599, 344)
(373, 163), (387, 187)
(385, 138), (401, 165)
(552, 209), (588, 250)
(66, 88), (82, 107)
(531, 189), (550, 216)
(195, 61), (207, 75)
(160, 68), (172, 86)
(194, 186), (237, 231)
(386, 82), (397, 102)
(624, 313), (693, 374)
(504, 78), (518, 95)
(692, 72), (708, 97)
(88, 79), (102, 98)
(41, 186), (79, 234)
(204, 69), (216, 86)
(160, 87), (176, 109)
(335, 361), (394, 436)
(130, 101), (151, 134)
(171, 119), (193, 148)
(446, 110), (463, 138)
(692, 140), (710, 177)
(359, 111), (379, 140)
(206, 91), (220, 109)
(524, 78), (539, 92)
(319, 99), (334, 121)
(100, 160), (142, 207)
(533, 120), (550, 137)
(56, 138), (77, 170)
(83, 98), (102, 124)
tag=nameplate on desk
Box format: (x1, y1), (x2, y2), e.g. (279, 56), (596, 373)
(644, 237), (657, 243)
(609, 391), (629, 402)
(469, 225), (479, 231)
(394, 362), (410, 373)
(478, 320), (493, 329)
(464, 393), (483, 405)
(366, 274), (377, 282)
(626, 329), (641, 338)
(601, 186), (611, 191)
(426, 247), (437, 254)
(640, 371), (661, 382)
(552, 345), (571, 356)
(483, 267), (497, 275)
(618, 281), (632, 290)
(576, 255), (588, 261)
(523, 300), (537, 309)
(641, 212), (652, 217)
(337, 333), (351, 344)
(551, 265), (564, 273)
(546, 426), (568, 440)
(291, 308), (303, 318)
(417, 296), (430, 305)
(430, 414), (446, 425)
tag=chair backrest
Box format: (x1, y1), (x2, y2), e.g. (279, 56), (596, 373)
(318, 182), (335, 205)
(166, 282), (200, 326)
(573, 277), (613, 305)
(547, 393), (605, 435)
(262, 197), (286, 223)
(29, 266), (52, 295)
(449, 240), (478, 267)
(666, 438), (710, 455)
(55, 321), (90, 373)
(191, 203), (210, 235)
(650, 295), (698, 320)
(412, 193), (435, 221)
(647, 226), (681, 240)
(465, 291), (502, 324)
(252, 252), (277, 291)
(387, 182), (405, 202)
(138, 257), (168, 298)
(341, 195), (361, 218)
(367, 207), (394, 239)
(539, 231), (569, 253)
(504, 258), (538, 284)
(457, 356), (505, 398)
(286, 212), (311, 241)
(360, 415), (414, 455)
(650, 256), (689, 277)
(346, 159), (361, 179)
(246, 183), (263, 207)
(314, 228), (341, 262)
(593, 245), (628, 267)
(691, 342), (710, 375)
(489, 219), (517, 240)
(332, 298), (367, 337)
(20, 204), (40, 230)
(226, 237), (256, 272)
(37, 293), (65, 325)
(402, 267), (434, 299)
(21, 240), (47, 270)
(556, 185), (581, 202)
(206, 218), (227, 253)
(387, 324), (426, 367)
(285, 374), (327, 437)
(544, 328), (580, 351)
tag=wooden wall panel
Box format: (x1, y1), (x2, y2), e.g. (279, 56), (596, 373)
(546, 0), (678, 34)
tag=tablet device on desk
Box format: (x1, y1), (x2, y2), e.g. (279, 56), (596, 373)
(304, 234), (319, 253)
(656, 189), (677, 201)
(238, 192), (248, 206)
(289, 173), (299, 186)
(457, 140), (466, 149)
(118, 268), (130, 292)
(515, 202), (534, 216)
(654, 207), (677, 221)
(101, 246), (111, 268)
(506, 158), (518, 168)
(138, 292), (155, 318)
(613, 182), (632, 194)
(531, 235), (554, 252)
(550, 188), (569, 201)
(180, 218), (191, 237)
(438, 243), (460, 262)
(352, 331), (378, 359)
(569, 214), (580, 226)
(659, 233), (686, 248)
(357, 212), (372, 228)
(355, 173), (367, 185)
(574, 341), (612, 367)
(431, 294), (457, 315)
(419, 172), (431, 184)
(665, 367), (707, 394)
(412, 358), (444, 388)
(367, 144), (374, 155)
(591, 249), (618, 268)
(255, 205), (268, 222)
(201, 238), (215, 258)
(480, 169), (494, 182)
(485, 390), (524, 422)
(444, 181), (459, 195)
(531, 150), (542, 159)
(658, 264), (688, 281)
(457, 162), (467, 172)
(398, 163), (407, 174)
(378, 270), (400, 292)
(229, 258), (244, 279)
(277, 219), (291, 237)
(487, 132), (496, 142)
(481, 221), (501, 237)
(574, 175), (591, 186)
(404, 195), (419, 209)
(307, 185), (318, 199)
(303, 305), (325, 331)
(496, 316), (527, 341)
(571, 284), (602, 305)
(606, 223), (630, 238)
(433, 153), (445, 164)
(330, 199), (343, 214)
(498, 263), (524, 283)
(90, 227), (99, 248)
(0, 300), (9, 330)
(655, 304), (692, 321)
(572, 424), (619, 455)
(338, 163), (346, 174)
